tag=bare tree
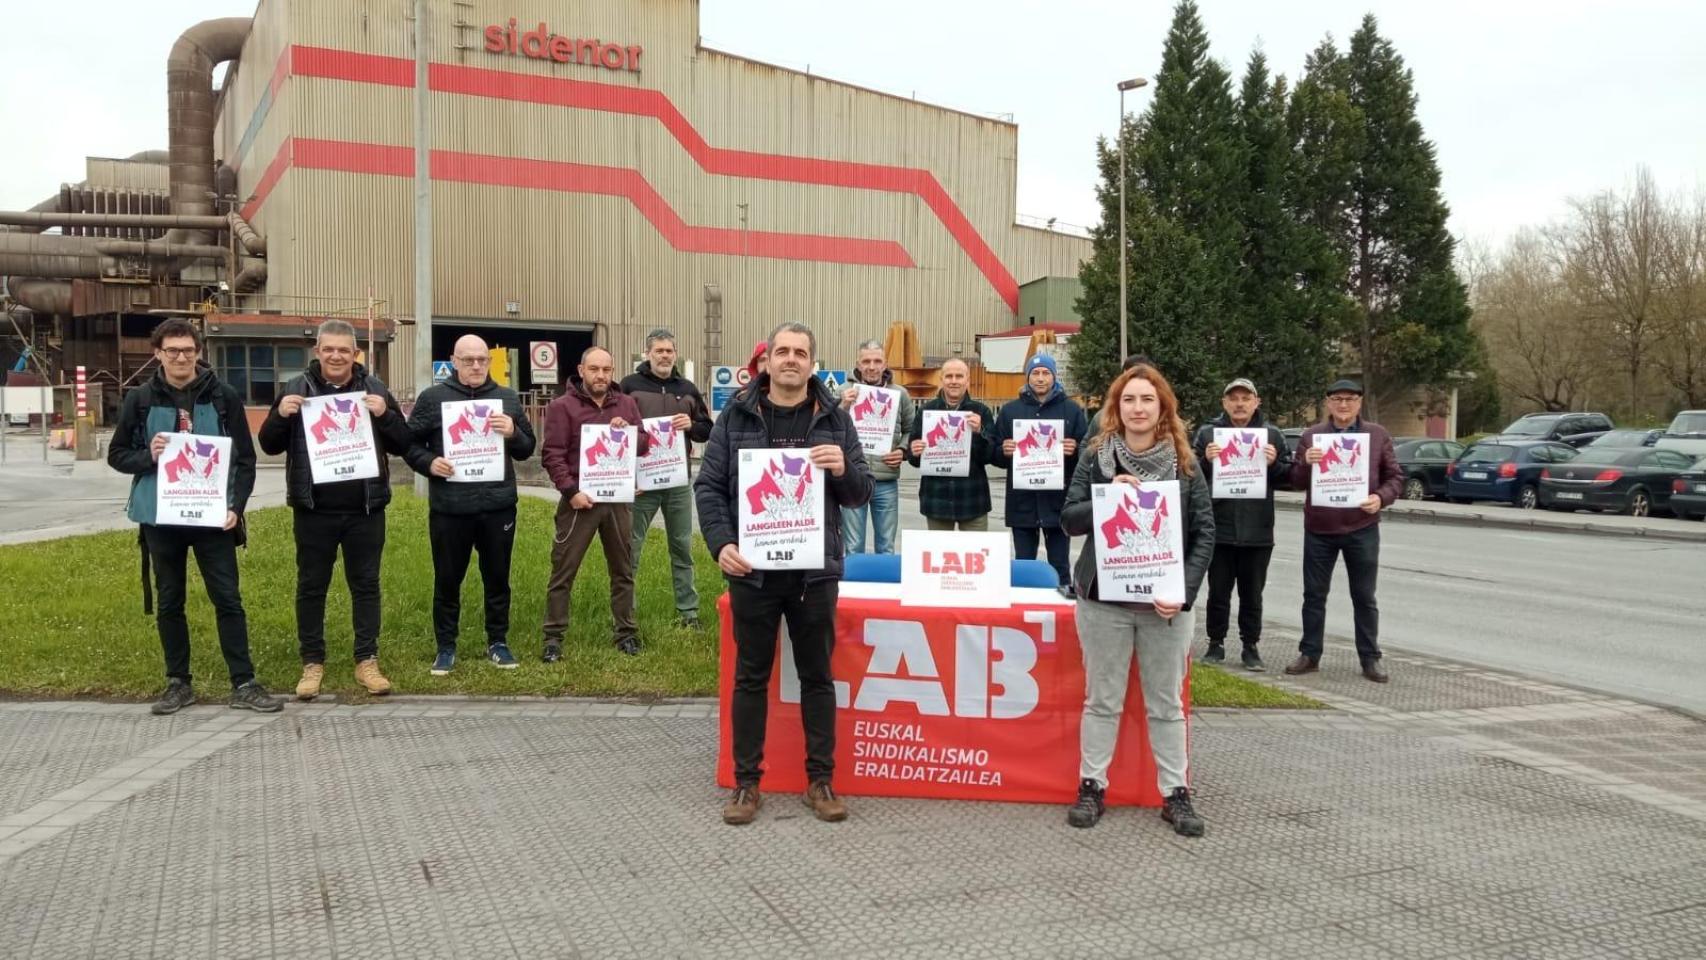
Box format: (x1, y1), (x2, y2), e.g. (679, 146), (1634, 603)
(1558, 167), (1664, 418)
(1655, 190), (1706, 408)
(1473, 230), (1597, 411)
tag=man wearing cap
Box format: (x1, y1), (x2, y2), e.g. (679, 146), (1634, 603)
(990, 353), (1088, 589)
(1192, 378), (1289, 671)
(1285, 380), (1403, 682)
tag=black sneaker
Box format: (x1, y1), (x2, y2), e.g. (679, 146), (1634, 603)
(1161, 787), (1205, 837)
(150, 678), (195, 716)
(1201, 643), (1226, 664)
(1066, 778), (1105, 828)
(676, 614), (701, 630)
(542, 642), (562, 664)
(1241, 646), (1266, 672)
(615, 636), (640, 657)
(229, 681), (283, 713)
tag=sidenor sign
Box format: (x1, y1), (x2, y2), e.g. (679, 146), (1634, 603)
(484, 18), (643, 73)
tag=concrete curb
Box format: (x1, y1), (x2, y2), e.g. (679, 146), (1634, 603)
(1273, 492), (1706, 544)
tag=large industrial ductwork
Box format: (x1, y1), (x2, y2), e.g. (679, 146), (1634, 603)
(165, 18), (251, 245)
(0, 233), (228, 281)
(4, 278), (72, 315)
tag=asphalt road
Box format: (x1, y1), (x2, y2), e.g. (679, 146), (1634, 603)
(1259, 510), (1706, 715)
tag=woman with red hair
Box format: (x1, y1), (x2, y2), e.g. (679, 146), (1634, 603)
(1060, 363), (1215, 835)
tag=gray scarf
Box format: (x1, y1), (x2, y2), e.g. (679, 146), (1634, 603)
(1098, 433), (1177, 482)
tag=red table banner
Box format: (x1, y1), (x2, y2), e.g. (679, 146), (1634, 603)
(716, 584), (1188, 807)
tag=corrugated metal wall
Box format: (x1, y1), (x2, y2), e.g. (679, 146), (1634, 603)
(216, 0), (1094, 374)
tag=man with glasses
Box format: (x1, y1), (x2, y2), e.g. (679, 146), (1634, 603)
(108, 319), (281, 715)
(620, 328), (714, 628)
(407, 335), (537, 674)
(259, 319), (432, 699)
(1285, 379), (1403, 682)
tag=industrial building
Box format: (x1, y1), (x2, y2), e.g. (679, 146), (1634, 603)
(1, 0), (1092, 416)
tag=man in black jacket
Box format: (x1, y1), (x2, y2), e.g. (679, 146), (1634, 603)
(258, 319), (432, 700)
(108, 319), (281, 716)
(620, 328), (714, 628)
(407, 334), (537, 674)
(1191, 378), (1290, 672)
(694, 322), (872, 827)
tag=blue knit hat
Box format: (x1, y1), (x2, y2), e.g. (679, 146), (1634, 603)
(1025, 354), (1058, 377)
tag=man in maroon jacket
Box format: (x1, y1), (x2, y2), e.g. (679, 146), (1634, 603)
(1283, 379), (1403, 683)
(540, 346), (650, 658)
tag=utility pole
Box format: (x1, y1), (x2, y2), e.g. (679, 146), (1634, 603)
(412, 0), (433, 496)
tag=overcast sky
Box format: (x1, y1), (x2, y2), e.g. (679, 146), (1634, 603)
(3, 0), (1702, 249)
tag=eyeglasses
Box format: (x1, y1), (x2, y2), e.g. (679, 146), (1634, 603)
(159, 347), (199, 359)
(1327, 395), (1361, 403)
(454, 356), (491, 366)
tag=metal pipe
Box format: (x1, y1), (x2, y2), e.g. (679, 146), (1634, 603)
(94, 239), (227, 260)
(6, 279), (71, 315)
(234, 259), (267, 294)
(0, 211), (232, 230)
(0, 233), (104, 278)
(228, 213), (266, 254)
(165, 18), (251, 245)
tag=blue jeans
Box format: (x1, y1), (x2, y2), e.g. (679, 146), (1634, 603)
(841, 479), (899, 554)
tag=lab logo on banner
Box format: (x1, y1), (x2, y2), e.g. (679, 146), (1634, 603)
(1015, 421), (1058, 458)
(1216, 430), (1264, 468)
(744, 451), (815, 520)
(583, 426), (631, 468)
(446, 402), (495, 445)
(1100, 486), (1172, 554)
(309, 396), (363, 444)
(1317, 435), (1363, 479)
(163, 438), (223, 484)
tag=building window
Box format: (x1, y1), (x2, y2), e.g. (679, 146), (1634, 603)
(213, 342), (307, 405)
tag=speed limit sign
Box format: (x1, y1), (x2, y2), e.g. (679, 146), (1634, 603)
(530, 341), (559, 384)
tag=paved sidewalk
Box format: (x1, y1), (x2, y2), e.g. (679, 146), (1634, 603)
(4, 638), (1705, 960)
(1272, 489), (1706, 543)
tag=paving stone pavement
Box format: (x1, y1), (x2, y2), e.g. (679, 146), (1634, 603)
(2, 663), (1705, 960)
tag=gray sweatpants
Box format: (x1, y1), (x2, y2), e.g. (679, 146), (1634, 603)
(1075, 598), (1193, 794)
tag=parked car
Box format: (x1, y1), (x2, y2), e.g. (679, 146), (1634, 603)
(1280, 427), (1306, 460)
(1486, 412), (1614, 448)
(1394, 437), (1464, 500)
(1447, 440), (1578, 509)
(1654, 410), (1706, 460)
(1670, 458), (1706, 521)
(1538, 447), (1700, 517)
(1587, 428), (1663, 449)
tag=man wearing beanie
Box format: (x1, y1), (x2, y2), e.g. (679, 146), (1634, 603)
(989, 353), (1088, 589)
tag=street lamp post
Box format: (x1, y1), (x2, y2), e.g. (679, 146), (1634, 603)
(1116, 76), (1148, 365)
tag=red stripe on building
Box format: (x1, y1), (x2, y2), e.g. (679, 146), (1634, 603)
(286, 45), (1018, 309)
(244, 137), (915, 268)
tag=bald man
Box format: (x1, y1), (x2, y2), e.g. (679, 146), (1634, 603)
(904, 357), (996, 530)
(407, 335), (537, 674)
(540, 346), (650, 658)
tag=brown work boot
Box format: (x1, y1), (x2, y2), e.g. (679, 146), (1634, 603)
(1361, 658), (1390, 683)
(722, 785), (762, 825)
(354, 658), (392, 696)
(805, 780), (848, 822)
(295, 663), (325, 701)
(1283, 655), (1319, 676)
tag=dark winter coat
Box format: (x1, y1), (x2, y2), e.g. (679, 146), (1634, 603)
(1287, 418), (1404, 536)
(693, 373), (874, 588)
(1061, 441), (1216, 610)
(988, 383), (1091, 528)
(1191, 410), (1289, 547)
(407, 376), (537, 515)
(257, 361), (428, 513)
(539, 379), (649, 497)
(903, 392), (996, 521)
